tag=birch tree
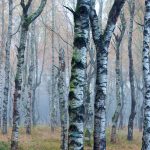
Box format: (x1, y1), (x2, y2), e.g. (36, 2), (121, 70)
(67, 0), (90, 149)
(11, 0), (47, 149)
(85, 46), (95, 146)
(119, 50), (125, 129)
(98, 0), (103, 34)
(26, 32), (34, 134)
(2, 0), (13, 134)
(111, 11), (126, 143)
(89, 0), (126, 149)
(58, 48), (68, 150)
(31, 25), (45, 126)
(142, 0), (150, 149)
(0, 0), (5, 128)
(127, 0), (136, 141)
(51, 0), (56, 132)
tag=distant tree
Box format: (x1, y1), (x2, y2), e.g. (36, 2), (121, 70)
(0, 0), (5, 129)
(58, 48), (68, 150)
(2, 0), (13, 134)
(84, 46), (95, 146)
(111, 11), (126, 143)
(127, 0), (136, 141)
(51, 0), (56, 132)
(26, 22), (35, 134)
(32, 23), (45, 126)
(11, 0), (47, 149)
(119, 49), (125, 129)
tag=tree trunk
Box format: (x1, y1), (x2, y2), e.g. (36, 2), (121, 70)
(58, 48), (68, 150)
(32, 88), (36, 125)
(85, 45), (95, 146)
(2, 0), (13, 134)
(141, 0), (150, 149)
(68, 0), (90, 149)
(119, 49), (125, 129)
(51, 0), (56, 132)
(22, 33), (29, 127)
(11, 1), (47, 149)
(139, 102), (144, 132)
(84, 80), (93, 146)
(111, 44), (121, 143)
(0, 0), (5, 129)
(127, 0), (136, 141)
(111, 11), (126, 143)
(89, 1), (126, 149)
(26, 67), (33, 134)
(32, 35), (37, 126)
(11, 20), (28, 150)
(26, 22), (35, 134)
(98, 0), (103, 34)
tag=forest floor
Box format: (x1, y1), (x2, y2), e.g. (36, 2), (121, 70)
(0, 126), (142, 150)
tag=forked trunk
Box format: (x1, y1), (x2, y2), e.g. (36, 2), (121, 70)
(89, 0), (126, 149)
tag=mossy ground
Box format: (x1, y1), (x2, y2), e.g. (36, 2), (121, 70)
(0, 127), (142, 150)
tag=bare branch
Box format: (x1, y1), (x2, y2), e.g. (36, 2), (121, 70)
(63, 5), (75, 15)
(28, 0), (47, 24)
(12, 4), (20, 11)
(11, 23), (21, 36)
(41, 17), (73, 47)
(134, 19), (144, 27)
(20, 0), (25, 8)
(103, 0), (126, 45)
(26, 0), (33, 10)
(37, 38), (46, 87)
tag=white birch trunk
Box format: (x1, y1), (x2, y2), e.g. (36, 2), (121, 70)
(2, 0), (13, 134)
(142, 0), (150, 149)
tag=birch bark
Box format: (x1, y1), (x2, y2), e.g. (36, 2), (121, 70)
(58, 48), (68, 150)
(111, 12), (126, 143)
(127, 0), (136, 141)
(68, 0), (90, 149)
(2, 0), (13, 134)
(89, 0), (126, 149)
(11, 1), (47, 149)
(141, 0), (150, 149)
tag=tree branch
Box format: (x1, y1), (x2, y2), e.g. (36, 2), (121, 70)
(103, 0), (126, 48)
(28, 0), (47, 24)
(20, 0), (25, 8)
(11, 23), (21, 36)
(26, 0), (33, 11)
(134, 19), (144, 27)
(41, 18), (73, 47)
(63, 5), (75, 15)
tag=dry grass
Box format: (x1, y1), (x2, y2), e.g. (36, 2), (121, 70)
(106, 128), (142, 150)
(0, 127), (142, 150)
